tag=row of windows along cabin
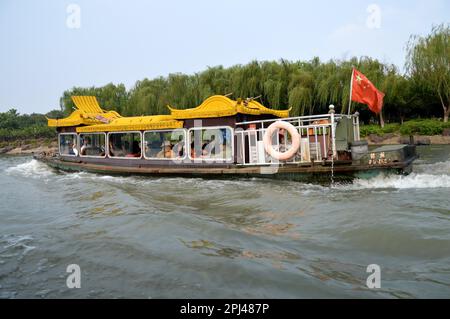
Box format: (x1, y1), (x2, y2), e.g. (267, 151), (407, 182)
(58, 127), (235, 162)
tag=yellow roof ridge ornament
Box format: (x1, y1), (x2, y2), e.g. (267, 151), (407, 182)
(168, 95), (290, 119)
(47, 96), (121, 127)
(72, 96), (104, 113)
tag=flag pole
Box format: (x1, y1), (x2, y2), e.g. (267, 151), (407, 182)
(348, 68), (354, 116)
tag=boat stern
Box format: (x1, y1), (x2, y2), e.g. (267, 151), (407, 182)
(356, 144), (418, 173)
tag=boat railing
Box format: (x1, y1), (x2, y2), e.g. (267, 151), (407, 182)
(235, 106), (360, 166)
(352, 111), (361, 142)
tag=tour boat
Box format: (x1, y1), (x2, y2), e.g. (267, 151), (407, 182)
(35, 95), (418, 183)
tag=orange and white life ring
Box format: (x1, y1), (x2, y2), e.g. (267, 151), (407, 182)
(263, 121), (300, 161)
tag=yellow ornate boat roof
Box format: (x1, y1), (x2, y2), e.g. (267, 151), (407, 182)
(168, 95), (290, 119)
(47, 96), (121, 127)
(48, 95), (290, 132)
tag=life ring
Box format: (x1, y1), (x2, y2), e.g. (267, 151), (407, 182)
(263, 121), (300, 161)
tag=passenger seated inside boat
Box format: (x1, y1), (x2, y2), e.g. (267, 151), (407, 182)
(78, 133), (106, 157)
(190, 139), (229, 160)
(71, 142), (78, 156)
(156, 141), (174, 159)
(68, 141), (74, 155)
(203, 135), (219, 157)
(172, 136), (185, 158)
(109, 140), (118, 157)
(80, 137), (90, 155)
(125, 140), (141, 158)
(108, 132), (141, 158)
(190, 142), (196, 158)
(190, 141), (205, 158)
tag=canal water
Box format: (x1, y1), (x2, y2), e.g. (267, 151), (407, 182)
(1, 145), (449, 298)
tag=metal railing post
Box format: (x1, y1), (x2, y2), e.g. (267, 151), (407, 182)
(355, 111), (360, 141)
(329, 105), (337, 159)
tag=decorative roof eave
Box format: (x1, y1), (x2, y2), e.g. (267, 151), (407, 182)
(167, 95), (238, 119)
(76, 115), (184, 133)
(47, 110), (121, 127)
(167, 95), (290, 119)
(237, 99), (292, 118)
(47, 96), (121, 128)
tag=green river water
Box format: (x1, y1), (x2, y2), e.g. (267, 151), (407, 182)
(1, 145), (449, 298)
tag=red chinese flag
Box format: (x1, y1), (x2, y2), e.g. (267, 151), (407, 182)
(351, 68), (385, 114)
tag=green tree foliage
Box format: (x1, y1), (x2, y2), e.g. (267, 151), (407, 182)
(406, 24), (450, 122)
(58, 57), (411, 123)
(0, 109), (56, 141)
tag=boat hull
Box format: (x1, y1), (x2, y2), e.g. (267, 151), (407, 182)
(34, 152), (417, 183)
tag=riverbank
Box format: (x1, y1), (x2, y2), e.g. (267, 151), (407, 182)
(0, 138), (57, 155)
(366, 133), (450, 145)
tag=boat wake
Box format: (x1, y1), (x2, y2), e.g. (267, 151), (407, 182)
(351, 172), (450, 189)
(350, 160), (450, 190)
(5, 159), (450, 190)
(5, 159), (54, 179)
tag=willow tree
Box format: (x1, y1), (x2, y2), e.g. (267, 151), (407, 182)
(127, 77), (170, 115)
(56, 45), (447, 122)
(406, 24), (450, 122)
(288, 70), (315, 115)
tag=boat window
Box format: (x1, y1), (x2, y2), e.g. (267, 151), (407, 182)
(108, 132), (142, 158)
(143, 129), (186, 159)
(79, 133), (106, 157)
(59, 133), (78, 156)
(189, 127), (233, 161)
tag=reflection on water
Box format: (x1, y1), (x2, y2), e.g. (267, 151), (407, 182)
(1, 145), (450, 298)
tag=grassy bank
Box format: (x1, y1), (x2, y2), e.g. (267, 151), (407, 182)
(0, 125), (55, 143)
(360, 119), (450, 137)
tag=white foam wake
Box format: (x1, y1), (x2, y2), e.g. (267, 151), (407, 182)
(350, 161), (450, 189)
(5, 159), (54, 179)
(352, 172), (450, 189)
(5, 159), (450, 190)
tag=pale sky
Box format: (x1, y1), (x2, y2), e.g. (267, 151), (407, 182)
(0, 0), (448, 114)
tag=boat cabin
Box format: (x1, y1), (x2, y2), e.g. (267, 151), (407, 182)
(48, 95), (363, 168)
